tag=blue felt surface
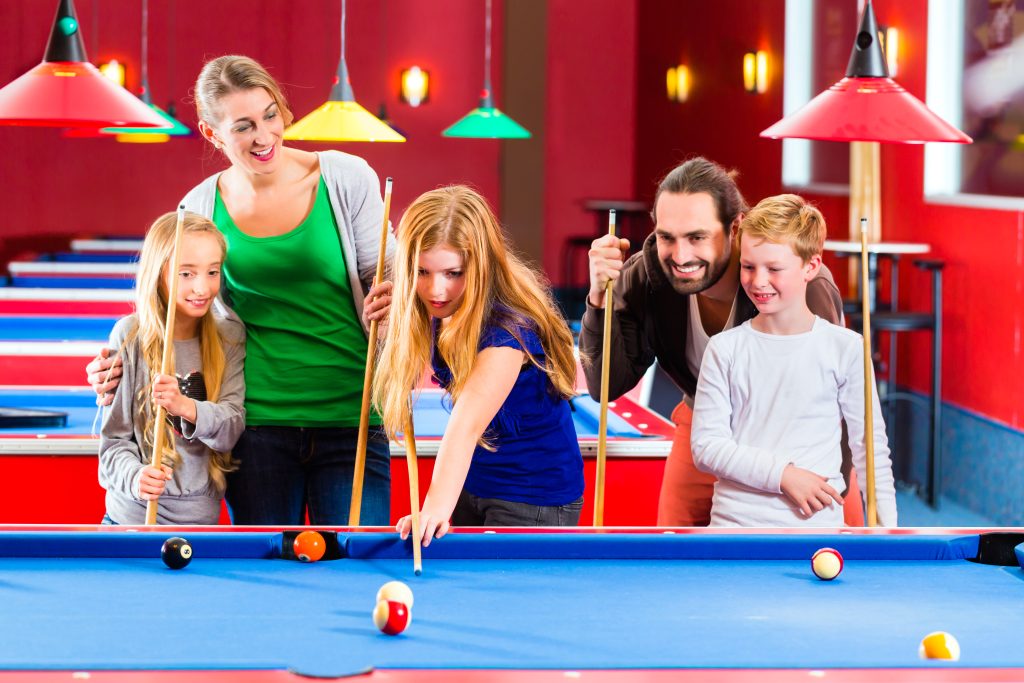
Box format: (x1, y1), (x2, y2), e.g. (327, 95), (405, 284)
(51, 252), (138, 263)
(0, 532), (1022, 673)
(10, 276), (135, 289)
(409, 391), (642, 438)
(0, 388), (100, 435)
(0, 316), (119, 341)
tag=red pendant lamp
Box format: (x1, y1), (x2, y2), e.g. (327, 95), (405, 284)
(760, 1), (971, 144)
(0, 0), (169, 129)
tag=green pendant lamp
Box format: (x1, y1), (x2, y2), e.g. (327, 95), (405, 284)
(285, 0), (405, 142)
(102, 0), (188, 143)
(443, 0), (530, 139)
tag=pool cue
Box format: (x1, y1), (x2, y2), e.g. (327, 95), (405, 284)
(350, 177), (394, 526)
(145, 205), (186, 526)
(404, 397), (423, 575)
(593, 209), (616, 527)
(859, 218), (878, 527)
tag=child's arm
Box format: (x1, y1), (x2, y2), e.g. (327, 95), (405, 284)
(397, 345), (523, 547)
(691, 341), (798, 493)
(98, 344), (173, 501)
(176, 326), (247, 452)
(838, 338), (898, 526)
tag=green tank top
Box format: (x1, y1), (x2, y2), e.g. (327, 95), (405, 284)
(213, 176), (374, 427)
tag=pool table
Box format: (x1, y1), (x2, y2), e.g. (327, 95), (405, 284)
(0, 527), (1023, 682)
(0, 387), (673, 525)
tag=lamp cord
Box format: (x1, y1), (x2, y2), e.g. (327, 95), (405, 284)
(484, 0), (492, 91)
(141, 0), (149, 96)
(341, 0), (347, 62)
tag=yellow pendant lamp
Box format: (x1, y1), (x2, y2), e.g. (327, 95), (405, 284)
(285, 0), (404, 142)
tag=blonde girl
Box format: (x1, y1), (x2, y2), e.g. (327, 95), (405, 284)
(99, 212), (246, 525)
(374, 186), (584, 546)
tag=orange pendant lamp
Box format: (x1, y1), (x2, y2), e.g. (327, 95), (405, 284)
(0, 0), (169, 129)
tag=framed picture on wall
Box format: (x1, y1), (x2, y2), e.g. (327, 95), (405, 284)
(926, 0), (1024, 208)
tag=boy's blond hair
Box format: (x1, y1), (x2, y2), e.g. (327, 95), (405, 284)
(739, 194), (826, 263)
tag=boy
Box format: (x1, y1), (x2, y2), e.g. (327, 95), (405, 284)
(690, 194), (897, 526)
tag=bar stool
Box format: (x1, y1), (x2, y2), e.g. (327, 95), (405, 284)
(847, 258), (944, 507)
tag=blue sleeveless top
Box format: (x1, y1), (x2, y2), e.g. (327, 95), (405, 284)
(430, 313), (584, 506)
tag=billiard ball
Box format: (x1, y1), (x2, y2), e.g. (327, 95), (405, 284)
(161, 537), (193, 569)
(293, 531), (326, 563)
(811, 547), (843, 580)
(919, 631), (960, 660)
(373, 599), (411, 635)
(376, 580), (414, 609)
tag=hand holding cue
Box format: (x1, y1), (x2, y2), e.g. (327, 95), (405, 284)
(145, 205), (186, 525)
(859, 218), (878, 527)
(351, 177), (393, 526)
(593, 209), (617, 527)
(404, 398), (423, 575)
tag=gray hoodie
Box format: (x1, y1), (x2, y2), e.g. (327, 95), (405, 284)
(99, 314), (246, 524)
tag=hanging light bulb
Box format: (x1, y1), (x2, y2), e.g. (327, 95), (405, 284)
(284, 0), (405, 142)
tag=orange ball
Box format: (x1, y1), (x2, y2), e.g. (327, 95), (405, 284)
(293, 531), (326, 563)
(373, 599), (411, 635)
(919, 631), (960, 661)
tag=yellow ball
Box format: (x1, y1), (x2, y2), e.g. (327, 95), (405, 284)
(376, 580), (414, 608)
(919, 631), (960, 661)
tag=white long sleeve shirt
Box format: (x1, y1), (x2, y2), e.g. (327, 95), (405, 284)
(691, 317), (897, 527)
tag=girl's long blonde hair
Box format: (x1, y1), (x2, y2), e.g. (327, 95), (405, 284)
(373, 186), (577, 445)
(124, 211), (237, 493)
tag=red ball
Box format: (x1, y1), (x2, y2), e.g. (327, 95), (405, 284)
(811, 547), (844, 580)
(373, 599), (411, 635)
(293, 531), (326, 563)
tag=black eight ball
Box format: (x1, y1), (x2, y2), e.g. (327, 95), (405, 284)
(161, 536), (193, 569)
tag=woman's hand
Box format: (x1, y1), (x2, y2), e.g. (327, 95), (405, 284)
(363, 281), (393, 338)
(86, 348), (122, 406)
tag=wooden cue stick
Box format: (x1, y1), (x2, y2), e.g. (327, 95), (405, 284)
(593, 209), (617, 527)
(859, 218), (878, 527)
(145, 205), (186, 525)
(350, 177), (394, 526)
(404, 398), (423, 575)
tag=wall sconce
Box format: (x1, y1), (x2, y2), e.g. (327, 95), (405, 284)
(666, 65), (690, 103)
(881, 27), (899, 77)
(98, 59), (126, 87)
(743, 51), (769, 94)
(400, 66), (429, 107)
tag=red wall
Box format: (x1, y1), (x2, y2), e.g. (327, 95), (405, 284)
(0, 0), (502, 258)
(634, 0), (1024, 430)
(542, 0), (638, 281)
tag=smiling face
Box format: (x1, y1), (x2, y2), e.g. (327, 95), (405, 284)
(163, 232), (223, 334)
(739, 236), (820, 319)
(200, 87), (284, 176)
(654, 191), (736, 295)
(416, 245), (467, 319)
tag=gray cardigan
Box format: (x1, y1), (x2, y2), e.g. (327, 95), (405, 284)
(180, 150), (395, 333)
(99, 315), (246, 525)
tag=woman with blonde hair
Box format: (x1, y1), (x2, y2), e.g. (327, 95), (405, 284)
(100, 212), (245, 524)
(374, 186), (583, 546)
(88, 55), (394, 525)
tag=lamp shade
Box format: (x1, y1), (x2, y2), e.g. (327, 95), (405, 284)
(0, 0), (170, 129)
(760, 0), (970, 144)
(442, 102), (530, 139)
(285, 100), (406, 142)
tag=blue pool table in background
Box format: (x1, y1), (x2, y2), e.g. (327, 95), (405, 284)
(0, 387), (673, 525)
(0, 528), (1022, 682)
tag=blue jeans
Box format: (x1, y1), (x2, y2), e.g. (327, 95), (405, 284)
(451, 490), (583, 527)
(225, 425), (391, 526)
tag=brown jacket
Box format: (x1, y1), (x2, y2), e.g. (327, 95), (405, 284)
(579, 232), (844, 401)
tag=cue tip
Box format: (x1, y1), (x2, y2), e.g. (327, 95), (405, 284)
(414, 568), (422, 576)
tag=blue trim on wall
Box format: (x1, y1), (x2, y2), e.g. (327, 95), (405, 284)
(889, 389), (1024, 525)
